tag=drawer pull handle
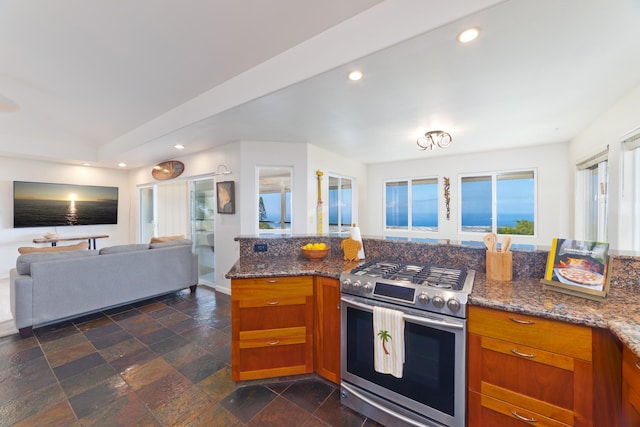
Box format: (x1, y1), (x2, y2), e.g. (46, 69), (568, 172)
(266, 301), (280, 305)
(266, 279), (278, 283)
(267, 340), (280, 345)
(510, 348), (536, 358)
(635, 361), (640, 370)
(511, 410), (537, 423)
(509, 317), (535, 325)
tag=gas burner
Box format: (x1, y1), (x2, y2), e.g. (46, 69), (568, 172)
(341, 259), (475, 318)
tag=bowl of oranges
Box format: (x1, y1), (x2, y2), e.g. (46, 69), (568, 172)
(301, 242), (330, 260)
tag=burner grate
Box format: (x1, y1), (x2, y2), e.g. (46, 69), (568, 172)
(350, 261), (466, 290)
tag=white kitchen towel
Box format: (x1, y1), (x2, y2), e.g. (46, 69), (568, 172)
(373, 306), (405, 378)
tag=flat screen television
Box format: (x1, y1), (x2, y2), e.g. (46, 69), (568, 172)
(13, 181), (118, 228)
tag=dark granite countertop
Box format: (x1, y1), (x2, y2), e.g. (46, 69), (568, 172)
(226, 254), (640, 358)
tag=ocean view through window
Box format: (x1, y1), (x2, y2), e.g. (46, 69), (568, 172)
(385, 177), (438, 233)
(460, 170), (535, 235)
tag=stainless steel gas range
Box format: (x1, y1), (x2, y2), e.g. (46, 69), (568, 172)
(340, 260), (475, 427)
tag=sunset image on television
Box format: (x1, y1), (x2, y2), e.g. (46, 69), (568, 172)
(13, 181), (118, 228)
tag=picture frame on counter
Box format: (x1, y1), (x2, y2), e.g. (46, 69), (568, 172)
(540, 238), (611, 301)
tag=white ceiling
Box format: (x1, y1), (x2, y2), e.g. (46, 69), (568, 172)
(1, 0), (639, 169)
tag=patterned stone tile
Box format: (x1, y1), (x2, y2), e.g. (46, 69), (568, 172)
(0, 383), (66, 425)
(68, 375), (131, 418)
(52, 352), (106, 381)
(152, 384), (214, 426)
(247, 395), (312, 427)
(135, 369), (193, 410)
(220, 385), (277, 423)
(281, 378), (335, 413)
(121, 357), (176, 391)
(76, 391), (151, 427)
(184, 402), (243, 427)
(44, 340), (97, 368)
(198, 365), (237, 401)
(59, 363), (118, 398)
(313, 389), (366, 427)
(12, 400), (77, 427)
(40, 332), (89, 354)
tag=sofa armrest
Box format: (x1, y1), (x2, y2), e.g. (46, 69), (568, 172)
(10, 268), (33, 330)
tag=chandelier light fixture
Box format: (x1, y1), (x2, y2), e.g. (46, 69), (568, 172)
(417, 130), (453, 151)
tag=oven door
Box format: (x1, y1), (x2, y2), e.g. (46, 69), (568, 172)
(340, 295), (466, 427)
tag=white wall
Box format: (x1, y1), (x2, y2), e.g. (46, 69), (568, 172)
(239, 140), (308, 235)
(569, 83), (640, 251)
(0, 157), (130, 279)
(365, 143), (572, 247)
(129, 142), (241, 294)
(306, 144), (367, 233)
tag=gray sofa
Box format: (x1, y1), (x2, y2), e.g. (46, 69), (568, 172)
(10, 239), (198, 337)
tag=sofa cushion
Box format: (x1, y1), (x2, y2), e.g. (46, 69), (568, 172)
(18, 241), (89, 254)
(150, 239), (193, 249)
(150, 235), (184, 244)
(99, 243), (149, 255)
(16, 250), (98, 275)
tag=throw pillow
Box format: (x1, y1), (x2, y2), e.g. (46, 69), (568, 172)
(149, 239), (193, 249)
(99, 243), (150, 255)
(18, 241), (89, 254)
(149, 235), (185, 244)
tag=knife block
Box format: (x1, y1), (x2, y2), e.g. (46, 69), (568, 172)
(486, 250), (513, 281)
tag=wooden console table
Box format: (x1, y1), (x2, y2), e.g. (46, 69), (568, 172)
(32, 234), (109, 250)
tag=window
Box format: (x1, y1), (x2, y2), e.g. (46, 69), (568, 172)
(385, 177), (438, 232)
(258, 166), (292, 234)
(576, 149), (608, 242)
(622, 133), (640, 250)
(460, 170), (535, 235)
(328, 175), (353, 234)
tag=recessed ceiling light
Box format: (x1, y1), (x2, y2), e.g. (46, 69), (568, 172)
(457, 27), (480, 43)
(348, 70), (363, 81)
(118, 162), (127, 168)
(174, 144), (185, 150)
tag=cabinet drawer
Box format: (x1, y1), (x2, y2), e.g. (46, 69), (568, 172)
(469, 306), (592, 360)
(232, 276), (313, 300)
(469, 391), (572, 427)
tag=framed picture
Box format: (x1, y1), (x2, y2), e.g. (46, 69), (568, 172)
(540, 238), (611, 301)
(216, 181), (235, 214)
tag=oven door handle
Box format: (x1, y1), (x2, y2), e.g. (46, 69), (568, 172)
(341, 383), (429, 427)
(341, 296), (464, 330)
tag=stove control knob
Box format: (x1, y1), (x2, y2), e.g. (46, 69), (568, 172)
(342, 278), (352, 288)
(363, 282), (373, 292)
(417, 292), (430, 304)
(432, 295), (445, 308)
(447, 298), (461, 312)
(352, 280), (362, 290)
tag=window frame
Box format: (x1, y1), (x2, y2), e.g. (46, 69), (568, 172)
(383, 176), (439, 236)
(327, 173), (355, 235)
(458, 168), (537, 237)
(575, 149), (608, 242)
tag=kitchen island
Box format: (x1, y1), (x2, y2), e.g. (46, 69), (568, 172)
(227, 248), (640, 357)
(227, 236), (640, 425)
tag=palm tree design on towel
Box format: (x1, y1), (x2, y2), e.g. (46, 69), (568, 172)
(378, 330), (391, 355)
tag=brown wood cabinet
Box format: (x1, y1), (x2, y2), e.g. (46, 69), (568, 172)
(468, 306), (620, 427)
(622, 345), (640, 426)
(231, 276), (314, 381)
(314, 276), (341, 384)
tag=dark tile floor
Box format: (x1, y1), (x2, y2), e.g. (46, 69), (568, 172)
(0, 287), (383, 426)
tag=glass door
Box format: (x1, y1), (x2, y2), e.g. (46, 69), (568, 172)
(191, 178), (215, 285)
